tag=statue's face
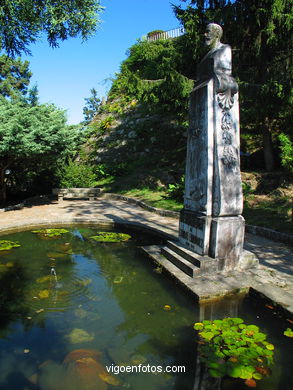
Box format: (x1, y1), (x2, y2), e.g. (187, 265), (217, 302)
(204, 25), (219, 48)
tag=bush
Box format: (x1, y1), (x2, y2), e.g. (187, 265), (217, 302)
(166, 175), (185, 201)
(279, 133), (293, 173)
(56, 159), (98, 188)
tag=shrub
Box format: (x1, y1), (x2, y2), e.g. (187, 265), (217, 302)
(56, 159), (98, 188)
(166, 175), (185, 201)
(279, 133), (293, 173)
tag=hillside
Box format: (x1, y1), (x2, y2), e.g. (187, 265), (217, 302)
(80, 33), (292, 235)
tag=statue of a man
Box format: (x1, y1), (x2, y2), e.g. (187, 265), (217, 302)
(195, 23), (238, 100)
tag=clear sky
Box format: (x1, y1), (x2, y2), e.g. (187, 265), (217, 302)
(22, 0), (182, 125)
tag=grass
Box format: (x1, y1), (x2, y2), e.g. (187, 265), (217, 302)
(118, 188), (183, 212)
(97, 177), (292, 235)
(243, 194), (292, 234)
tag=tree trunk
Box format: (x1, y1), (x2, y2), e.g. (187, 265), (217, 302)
(0, 167), (7, 205)
(262, 125), (275, 171)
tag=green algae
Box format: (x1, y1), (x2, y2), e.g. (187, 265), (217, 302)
(90, 232), (131, 242)
(0, 240), (21, 251)
(31, 228), (69, 238)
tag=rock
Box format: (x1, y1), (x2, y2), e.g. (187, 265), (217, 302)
(64, 349), (102, 364)
(28, 373), (38, 385)
(63, 349), (120, 389)
(64, 357), (108, 390)
(65, 328), (95, 344)
(74, 308), (88, 319)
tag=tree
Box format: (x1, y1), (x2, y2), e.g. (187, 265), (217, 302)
(83, 88), (101, 124)
(174, 0), (293, 171)
(109, 38), (193, 116)
(0, 98), (80, 203)
(0, 54), (32, 98)
(0, 0), (104, 56)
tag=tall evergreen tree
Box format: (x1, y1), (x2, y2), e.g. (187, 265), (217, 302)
(0, 98), (80, 203)
(174, 0), (293, 171)
(83, 88), (101, 124)
(0, 55), (32, 98)
(0, 0), (104, 56)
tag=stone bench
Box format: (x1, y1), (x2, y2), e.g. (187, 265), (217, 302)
(52, 188), (101, 201)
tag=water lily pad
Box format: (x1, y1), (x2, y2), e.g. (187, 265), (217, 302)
(47, 252), (68, 258)
(130, 354), (147, 365)
(114, 276), (123, 284)
(38, 289), (50, 299)
(36, 275), (51, 283)
(32, 228), (69, 238)
(284, 328), (293, 337)
(66, 328), (95, 344)
(90, 232), (131, 243)
(75, 278), (92, 287)
(0, 240), (20, 251)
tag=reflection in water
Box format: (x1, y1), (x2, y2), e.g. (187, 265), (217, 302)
(0, 227), (291, 390)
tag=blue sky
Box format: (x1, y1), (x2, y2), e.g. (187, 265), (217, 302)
(22, 0), (182, 125)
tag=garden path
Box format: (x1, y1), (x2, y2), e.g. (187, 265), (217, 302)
(0, 196), (292, 315)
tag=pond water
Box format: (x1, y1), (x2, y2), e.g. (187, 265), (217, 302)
(0, 226), (292, 390)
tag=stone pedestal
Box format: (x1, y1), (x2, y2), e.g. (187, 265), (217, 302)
(179, 77), (245, 271)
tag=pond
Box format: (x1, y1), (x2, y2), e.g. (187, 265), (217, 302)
(0, 226), (292, 390)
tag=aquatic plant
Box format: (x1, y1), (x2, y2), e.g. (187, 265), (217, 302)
(284, 328), (293, 337)
(194, 318), (274, 387)
(0, 240), (21, 251)
(90, 232), (131, 242)
(31, 228), (69, 238)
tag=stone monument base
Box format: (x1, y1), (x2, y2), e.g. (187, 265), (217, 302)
(179, 209), (245, 271)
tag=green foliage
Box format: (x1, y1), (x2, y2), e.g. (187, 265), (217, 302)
(83, 88), (101, 124)
(194, 318), (274, 383)
(31, 228), (69, 238)
(0, 0), (104, 56)
(90, 232), (131, 242)
(175, 0), (293, 171)
(0, 55), (32, 98)
(147, 30), (165, 38)
(0, 98), (81, 202)
(242, 182), (254, 203)
(283, 328), (293, 337)
(0, 240), (20, 251)
(108, 39), (193, 115)
(56, 159), (98, 188)
(278, 133), (293, 173)
(166, 175), (185, 201)
(88, 115), (114, 135)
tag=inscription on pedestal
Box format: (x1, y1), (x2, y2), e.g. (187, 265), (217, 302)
(179, 209), (211, 255)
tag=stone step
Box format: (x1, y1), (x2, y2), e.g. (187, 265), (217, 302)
(161, 246), (201, 277)
(165, 240), (218, 273)
(166, 240), (202, 267)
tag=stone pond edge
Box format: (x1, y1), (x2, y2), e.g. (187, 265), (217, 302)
(1, 192), (292, 246)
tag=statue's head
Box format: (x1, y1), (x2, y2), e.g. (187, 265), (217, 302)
(205, 23), (223, 49)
